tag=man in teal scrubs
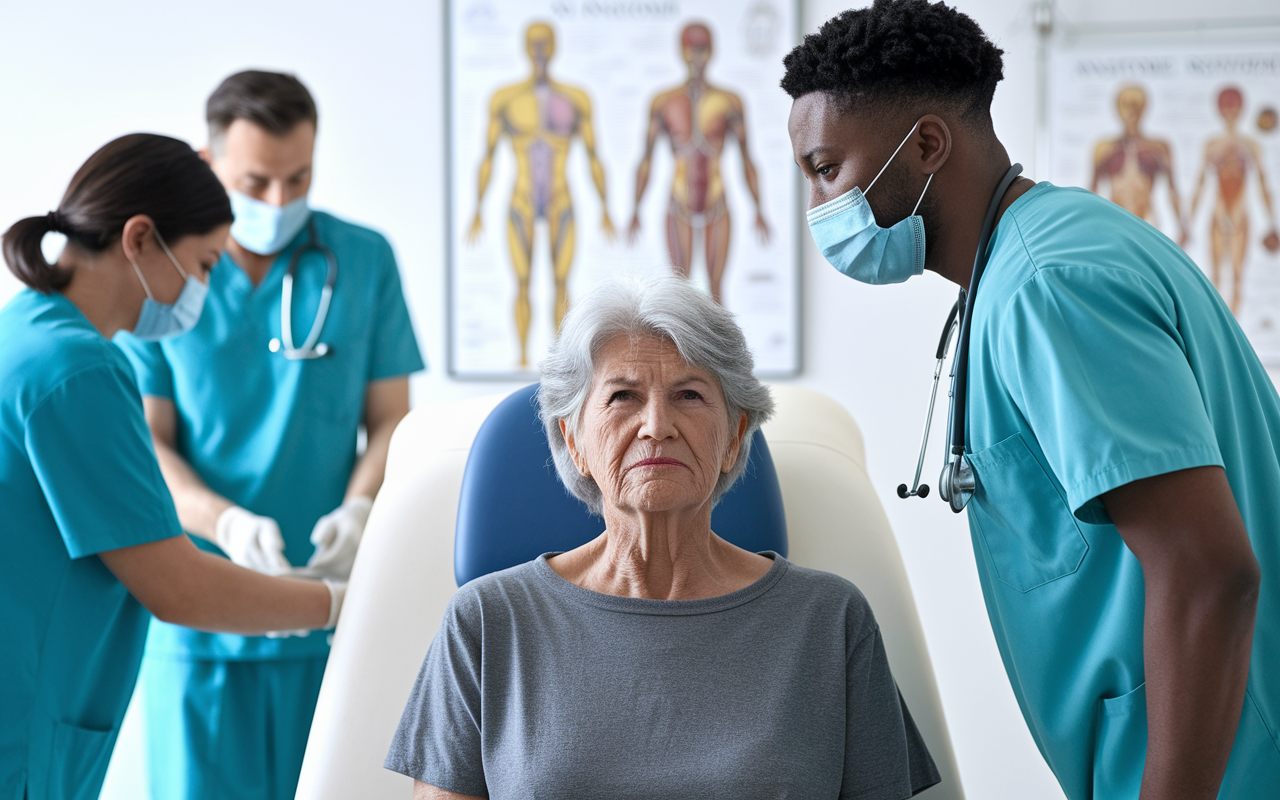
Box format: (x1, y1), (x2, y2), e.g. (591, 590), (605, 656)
(783, 2), (1275, 798)
(116, 71), (424, 799)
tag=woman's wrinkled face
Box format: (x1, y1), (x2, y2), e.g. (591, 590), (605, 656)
(563, 334), (747, 517)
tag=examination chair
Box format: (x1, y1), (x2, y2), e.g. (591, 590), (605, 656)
(295, 385), (964, 799)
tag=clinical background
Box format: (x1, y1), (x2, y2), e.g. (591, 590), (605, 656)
(1, 1), (1275, 798)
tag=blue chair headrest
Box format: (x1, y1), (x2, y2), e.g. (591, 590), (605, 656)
(454, 384), (787, 585)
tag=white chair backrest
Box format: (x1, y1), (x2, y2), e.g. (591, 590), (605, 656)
(296, 385), (963, 799)
(763, 386), (962, 798)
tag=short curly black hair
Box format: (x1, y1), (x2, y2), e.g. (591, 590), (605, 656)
(781, 0), (1004, 123)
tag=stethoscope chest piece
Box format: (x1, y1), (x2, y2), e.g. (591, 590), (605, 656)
(938, 453), (975, 514)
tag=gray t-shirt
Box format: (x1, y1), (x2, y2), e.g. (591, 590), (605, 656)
(386, 553), (940, 799)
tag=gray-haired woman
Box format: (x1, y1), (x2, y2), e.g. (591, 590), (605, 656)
(386, 274), (940, 800)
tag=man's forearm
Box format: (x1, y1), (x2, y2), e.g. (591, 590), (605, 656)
(345, 377), (411, 503)
(1102, 466), (1260, 800)
(343, 419), (396, 501)
(153, 440), (233, 541)
(1140, 562), (1258, 799)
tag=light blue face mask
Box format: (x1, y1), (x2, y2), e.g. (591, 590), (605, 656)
(806, 121), (935, 285)
(229, 191), (311, 255)
(130, 232), (209, 341)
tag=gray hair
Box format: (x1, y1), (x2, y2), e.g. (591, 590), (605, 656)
(537, 272), (775, 516)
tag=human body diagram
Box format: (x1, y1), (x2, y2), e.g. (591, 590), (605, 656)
(1189, 87), (1278, 315)
(1091, 85), (1187, 245)
(467, 23), (614, 368)
(627, 23), (769, 305)
(1087, 84), (1280, 316)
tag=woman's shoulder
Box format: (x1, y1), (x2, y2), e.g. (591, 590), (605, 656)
(776, 559), (867, 598)
(771, 559), (879, 636)
(444, 557), (551, 617)
(0, 291), (131, 414)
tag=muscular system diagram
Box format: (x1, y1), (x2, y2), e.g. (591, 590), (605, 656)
(627, 22), (770, 305)
(1190, 86), (1279, 315)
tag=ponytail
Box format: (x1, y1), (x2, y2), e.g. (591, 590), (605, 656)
(2, 213), (74, 293)
(2, 133), (232, 294)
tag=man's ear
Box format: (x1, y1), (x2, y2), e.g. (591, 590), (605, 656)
(915, 114), (952, 175)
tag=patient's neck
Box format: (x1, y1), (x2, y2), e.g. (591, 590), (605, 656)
(547, 506), (771, 601)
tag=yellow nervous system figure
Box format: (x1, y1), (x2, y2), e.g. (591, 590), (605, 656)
(627, 22), (770, 305)
(467, 22), (614, 368)
(1189, 86), (1279, 315)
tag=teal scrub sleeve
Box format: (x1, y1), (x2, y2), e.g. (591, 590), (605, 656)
(25, 363), (183, 557)
(114, 332), (175, 399)
(996, 266), (1224, 525)
(368, 237), (425, 382)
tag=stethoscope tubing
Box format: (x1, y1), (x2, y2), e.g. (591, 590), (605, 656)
(949, 163), (1024, 458)
(898, 300), (960, 499)
(899, 163), (1023, 511)
(271, 219), (337, 360)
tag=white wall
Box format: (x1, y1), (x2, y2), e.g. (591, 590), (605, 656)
(2, 2), (1276, 799)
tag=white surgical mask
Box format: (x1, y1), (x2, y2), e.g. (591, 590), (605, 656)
(806, 120), (934, 285)
(229, 192), (310, 255)
(130, 232), (208, 341)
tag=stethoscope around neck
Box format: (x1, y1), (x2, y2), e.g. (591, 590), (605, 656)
(268, 219), (337, 359)
(897, 163), (1023, 513)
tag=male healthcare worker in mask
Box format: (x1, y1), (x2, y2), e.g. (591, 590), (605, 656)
(783, 2), (1276, 799)
(116, 70), (424, 800)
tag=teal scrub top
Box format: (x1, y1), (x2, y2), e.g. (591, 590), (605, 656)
(965, 183), (1280, 799)
(116, 210), (424, 661)
(0, 290), (182, 800)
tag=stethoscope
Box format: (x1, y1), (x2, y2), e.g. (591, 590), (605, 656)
(897, 163), (1023, 513)
(268, 219), (337, 359)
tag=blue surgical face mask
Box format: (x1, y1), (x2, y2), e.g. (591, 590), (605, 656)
(229, 192), (311, 255)
(130, 232), (209, 341)
(806, 121), (935, 285)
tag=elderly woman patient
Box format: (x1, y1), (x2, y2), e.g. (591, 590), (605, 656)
(385, 275), (940, 799)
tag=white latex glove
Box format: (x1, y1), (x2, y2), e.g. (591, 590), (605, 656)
(215, 506), (290, 575)
(305, 497), (373, 580)
(266, 577), (346, 638)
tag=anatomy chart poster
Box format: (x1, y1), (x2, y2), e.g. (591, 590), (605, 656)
(447, 0), (800, 377)
(1048, 40), (1280, 362)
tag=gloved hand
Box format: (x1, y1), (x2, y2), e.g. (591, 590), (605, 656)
(215, 506), (290, 575)
(266, 577), (346, 638)
(323, 577), (347, 630)
(305, 496), (373, 580)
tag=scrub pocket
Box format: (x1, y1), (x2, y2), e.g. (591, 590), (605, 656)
(966, 432), (1088, 592)
(46, 721), (117, 800)
(1092, 683), (1147, 800)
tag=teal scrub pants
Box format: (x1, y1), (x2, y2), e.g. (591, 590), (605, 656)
(140, 655), (327, 800)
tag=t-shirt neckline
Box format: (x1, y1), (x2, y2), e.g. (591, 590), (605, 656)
(532, 551), (788, 616)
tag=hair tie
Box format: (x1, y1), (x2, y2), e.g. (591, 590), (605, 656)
(45, 211), (63, 232)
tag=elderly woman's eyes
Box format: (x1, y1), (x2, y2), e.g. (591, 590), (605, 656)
(607, 390), (634, 403)
(677, 389), (704, 401)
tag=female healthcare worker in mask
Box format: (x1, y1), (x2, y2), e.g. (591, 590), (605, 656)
(0, 133), (345, 800)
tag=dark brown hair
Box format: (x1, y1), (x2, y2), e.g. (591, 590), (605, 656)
(2, 133), (232, 293)
(207, 70), (318, 151)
